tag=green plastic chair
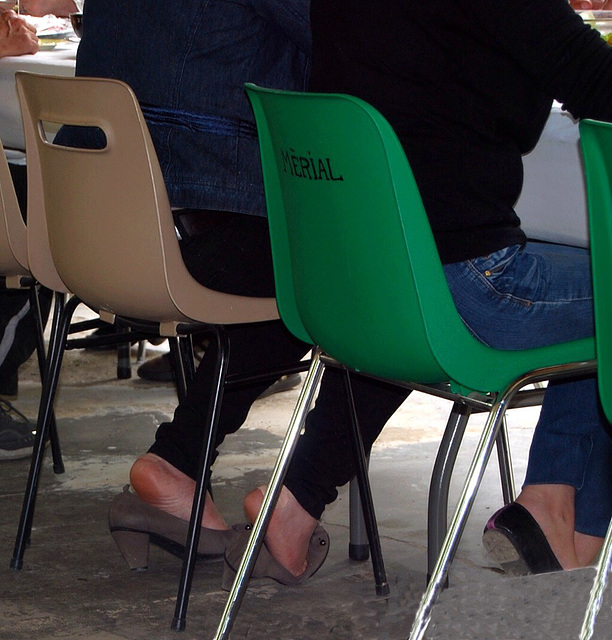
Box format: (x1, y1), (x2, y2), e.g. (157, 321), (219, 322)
(214, 85), (596, 640)
(576, 118), (612, 640)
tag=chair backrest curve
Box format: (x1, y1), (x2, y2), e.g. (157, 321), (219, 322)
(0, 139), (29, 278)
(16, 73), (278, 325)
(579, 118), (612, 421)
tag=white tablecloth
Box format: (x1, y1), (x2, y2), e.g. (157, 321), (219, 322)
(0, 41), (77, 152)
(517, 104), (588, 248)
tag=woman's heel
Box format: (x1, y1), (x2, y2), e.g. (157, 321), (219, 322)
(111, 529), (150, 571)
(221, 558), (238, 591)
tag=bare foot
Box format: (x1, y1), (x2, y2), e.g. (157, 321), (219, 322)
(575, 531), (604, 567)
(129, 453), (229, 530)
(516, 485), (580, 570)
(244, 485), (318, 577)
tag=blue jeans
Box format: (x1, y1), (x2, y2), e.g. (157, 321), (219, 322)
(443, 242), (612, 537)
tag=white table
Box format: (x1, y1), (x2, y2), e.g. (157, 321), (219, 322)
(517, 104), (589, 248)
(0, 41), (77, 152)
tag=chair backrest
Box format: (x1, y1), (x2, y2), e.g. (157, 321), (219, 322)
(246, 85), (459, 384)
(578, 118), (612, 421)
(16, 72), (278, 329)
(246, 84), (594, 392)
(0, 139), (30, 280)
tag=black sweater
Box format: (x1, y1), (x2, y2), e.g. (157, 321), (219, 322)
(310, 0), (612, 263)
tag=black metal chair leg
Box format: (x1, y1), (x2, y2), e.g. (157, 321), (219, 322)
(116, 326), (132, 379)
(30, 286), (64, 474)
(166, 335), (198, 403)
(137, 340), (147, 363)
(11, 293), (80, 570)
(172, 326), (229, 632)
(342, 368), (389, 596)
(179, 335), (197, 384)
(168, 336), (186, 400)
(427, 401), (471, 584)
(349, 470), (370, 562)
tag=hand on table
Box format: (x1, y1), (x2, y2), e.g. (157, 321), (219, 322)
(18, 0), (76, 17)
(0, 10), (38, 58)
(571, 0), (612, 10)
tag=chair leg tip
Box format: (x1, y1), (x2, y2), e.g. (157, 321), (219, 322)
(171, 617), (186, 632)
(348, 543), (370, 562)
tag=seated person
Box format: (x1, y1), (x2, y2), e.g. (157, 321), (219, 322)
(267, 0), (612, 578)
(68, 0), (408, 583)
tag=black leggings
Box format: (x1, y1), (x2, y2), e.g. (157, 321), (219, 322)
(148, 209), (408, 519)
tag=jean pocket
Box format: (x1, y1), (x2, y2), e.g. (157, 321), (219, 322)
(471, 244), (523, 277)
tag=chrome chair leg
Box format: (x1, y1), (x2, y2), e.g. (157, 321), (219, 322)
(426, 403), (514, 585)
(496, 415), (515, 505)
(427, 401), (471, 583)
(408, 393), (510, 640)
(580, 517), (612, 640)
(213, 350), (326, 640)
(408, 360), (597, 640)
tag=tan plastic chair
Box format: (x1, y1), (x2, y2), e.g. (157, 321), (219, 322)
(1, 140), (148, 476)
(0, 139), (65, 471)
(0, 142), (29, 282)
(11, 71), (311, 630)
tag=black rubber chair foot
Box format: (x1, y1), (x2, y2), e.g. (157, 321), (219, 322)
(376, 582), (390, 596)
(349, 543), (370, 562)
(117, 367), (132, 379)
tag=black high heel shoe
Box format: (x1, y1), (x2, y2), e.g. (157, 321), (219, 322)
(109, 485), (247, 570)
(482, 502), (563, 576)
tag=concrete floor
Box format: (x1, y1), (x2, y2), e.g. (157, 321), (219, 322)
(0, 306), (607, 639)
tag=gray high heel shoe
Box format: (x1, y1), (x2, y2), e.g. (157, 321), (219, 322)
(221, 524), (330, 590)
(109, 485), (247, 570)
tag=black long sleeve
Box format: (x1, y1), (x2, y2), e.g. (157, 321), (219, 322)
(311, 0), (612, 263)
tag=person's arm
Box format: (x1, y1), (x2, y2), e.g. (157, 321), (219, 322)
(0, 11), (38, 58)
(471, 0), (612, 121)
(19, 0), (77, 17)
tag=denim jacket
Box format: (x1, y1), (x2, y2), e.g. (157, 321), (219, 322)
(75, 0), (311, 216)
